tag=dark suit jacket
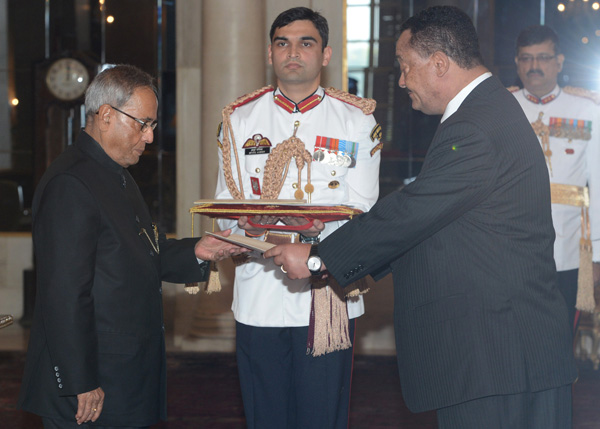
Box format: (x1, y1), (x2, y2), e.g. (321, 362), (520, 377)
(319, 76), (577, 412)
(18, 131), (209, 426)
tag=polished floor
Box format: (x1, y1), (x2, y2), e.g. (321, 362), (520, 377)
(1, 325), (600, 428)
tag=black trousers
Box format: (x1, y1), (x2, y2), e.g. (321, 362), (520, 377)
(436, 384), (572, 429)
(557, 269), (578, 333)
(235, 320), (356, 429)
(43, 417), (149, 429)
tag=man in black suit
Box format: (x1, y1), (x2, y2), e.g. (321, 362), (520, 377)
(266, 6), (577, 428)
(18, 64), (245, 428)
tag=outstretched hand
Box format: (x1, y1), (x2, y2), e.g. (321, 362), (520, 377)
(195, 229), (250, 261)
(264, 243), (324, 279)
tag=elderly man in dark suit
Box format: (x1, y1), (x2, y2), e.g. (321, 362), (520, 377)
(266, 6), (577, 428)
(17, 64), (245, 428)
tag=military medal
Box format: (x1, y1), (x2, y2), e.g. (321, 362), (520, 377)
(549, 117), (592, 141)
(314, 136), (359, 168)
(341, 154), (352, 167)
(313, 149), (325, 162)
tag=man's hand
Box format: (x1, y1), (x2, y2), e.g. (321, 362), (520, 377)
(280, 217), (325, 237)
(238, 215), (279, 236)
(76, 387), (104, 424)
(195, 229), (250, 261)
(264, 243), (325, 279)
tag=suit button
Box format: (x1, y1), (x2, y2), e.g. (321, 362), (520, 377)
(58, 384), (63, 389)
(57, 378), (61, 382)
(55, 372), (60, 377)
(159, 287), (163, 294)
(162, 324), (165, 331)
(54, 366), (59, 371)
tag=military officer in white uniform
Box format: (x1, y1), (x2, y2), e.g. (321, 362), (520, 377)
(214, 7), (381, 429)
(512, 25), (600, 331)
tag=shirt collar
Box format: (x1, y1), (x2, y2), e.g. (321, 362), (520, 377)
(273, 87), (325, 113)
(523, 85), (561, 105)
(441, 72), (493, 123)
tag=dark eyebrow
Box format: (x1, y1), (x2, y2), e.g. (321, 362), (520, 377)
(273, 36), (318, 43)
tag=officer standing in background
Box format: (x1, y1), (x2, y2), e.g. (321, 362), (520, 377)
(214, 7), (381, 429)
(511, 25), (600, 331)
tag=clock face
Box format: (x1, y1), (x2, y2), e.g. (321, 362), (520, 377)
(45, 58), (90, 101)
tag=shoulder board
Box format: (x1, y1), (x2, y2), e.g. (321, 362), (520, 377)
(324, 87), (376, 115)
(563, 86), (600, 105)
(224, 86), (274, 114)
(506, 86), (520, 93)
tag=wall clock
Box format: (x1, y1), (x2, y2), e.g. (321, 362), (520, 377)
(45, 57), (90, 101)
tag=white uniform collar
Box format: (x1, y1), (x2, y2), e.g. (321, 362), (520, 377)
(522, 85), (561, 105)
(274, 87), (325, 113)
(441, 72), (492, 123)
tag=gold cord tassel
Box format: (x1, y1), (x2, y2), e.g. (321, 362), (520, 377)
(531, 112), (553, 176)
(310, 280), (352, 357)
(184, 283), (200, 295)
(576, 206), (595, 312)
(205, 262), (222, 294)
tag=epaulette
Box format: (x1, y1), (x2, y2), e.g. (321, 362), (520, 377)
(324, 87), (376, 115)
(506, 86), (520, 93)
(225, 85), (274, 114)
(563, 86), (600, 105)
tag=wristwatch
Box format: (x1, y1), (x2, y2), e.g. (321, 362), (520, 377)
(299, 233), (320, 244)
(306, 244), (323, 276)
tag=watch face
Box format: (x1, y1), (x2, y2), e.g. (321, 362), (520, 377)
(45, 58), (90, 101)
(307, 256), (322, 272)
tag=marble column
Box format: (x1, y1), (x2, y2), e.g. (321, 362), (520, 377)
(173, 0), (267, 351)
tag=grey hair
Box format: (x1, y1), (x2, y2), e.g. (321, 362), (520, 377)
(84, 64), (157, 119)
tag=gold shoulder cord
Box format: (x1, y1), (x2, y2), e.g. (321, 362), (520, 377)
(550, 184), (595, 312)
(563, 86), (600, 105)
(531, 112), (553, 176)
(261, 121), (313, 202)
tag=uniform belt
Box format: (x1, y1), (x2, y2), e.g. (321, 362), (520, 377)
(550, 183), (589, 207)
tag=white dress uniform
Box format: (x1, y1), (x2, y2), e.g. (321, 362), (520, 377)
(512, 85), (600, 272)
(215, 86), (381, 328)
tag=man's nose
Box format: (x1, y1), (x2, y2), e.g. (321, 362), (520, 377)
(398, 73), (406, 88)
(142, 128), (154, 144)
(288, 45), (299, 58)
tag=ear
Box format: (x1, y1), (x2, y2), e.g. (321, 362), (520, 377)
(432, 51), (450, 77)
(268, 44), (273, 65)
(322, 46), (332, 67)
(96, 104), (112, 131)
(514, 56), (520, 67)
(557, 53), (565, 73)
